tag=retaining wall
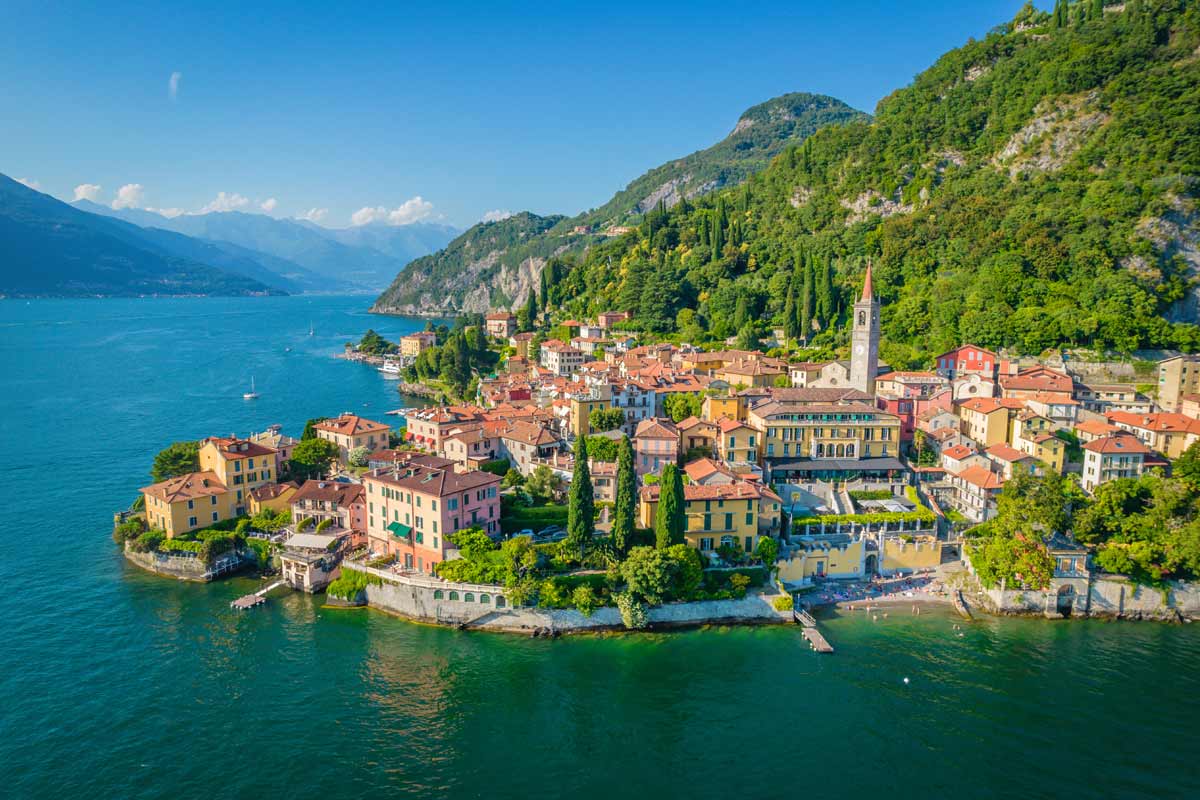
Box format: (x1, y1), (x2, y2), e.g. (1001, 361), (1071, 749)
(980, 577), (1200, 621)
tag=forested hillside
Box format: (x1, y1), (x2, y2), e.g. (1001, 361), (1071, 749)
(373, 94), (865, 315)
(506, 0), (1200, 367)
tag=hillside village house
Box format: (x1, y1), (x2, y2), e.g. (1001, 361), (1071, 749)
(1157, 354), (1200, 412)
(941, 465), (1004, 523)
(248, 481), (298, 515)
(364, 462), (501, 572)
(633, 418), (680, 477)
(249, 425), (297, 472)
(638, 481), (773, 554)
(956, 398), (1020, 447)
(540, 340), (585, 376)
(678, 416), (718, 457)
(716, 417), (758, 465)
(485, 312), (517, 338)
(748, 399), (903, 483)
(498, 420), (562, 474)
(141, 471), (236, 538)
(1081, 433), (1150, 493)
(1106, 411), (1200, 458)
(199, 437), (279, 515)
(596, 310), (632, 330)
(935, 345), (999, 381)
(314, 414), (391, 458)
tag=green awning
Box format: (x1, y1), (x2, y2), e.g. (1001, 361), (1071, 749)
(387, 522), (412, 539)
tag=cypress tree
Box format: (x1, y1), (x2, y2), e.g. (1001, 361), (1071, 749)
(654, 463), (686, 549)
(783, 282), (797, 344)
(566, 435), (594, 560)
(799, 252), (814, 336)
(1091, 0), (1103, 20)
(611, 435), (636, 556)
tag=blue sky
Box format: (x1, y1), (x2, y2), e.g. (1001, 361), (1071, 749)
(2, 0), (1034, 229)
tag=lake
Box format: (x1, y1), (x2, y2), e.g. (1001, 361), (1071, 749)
(1, 295), (1198, 799)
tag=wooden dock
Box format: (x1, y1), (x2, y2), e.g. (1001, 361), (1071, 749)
(794, 608), (834, 653)
(231, 579), (286, 611)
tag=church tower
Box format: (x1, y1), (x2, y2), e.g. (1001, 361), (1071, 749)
(849, 259), (880, 396)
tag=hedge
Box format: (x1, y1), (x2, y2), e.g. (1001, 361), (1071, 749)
(480, 458), (511, 476)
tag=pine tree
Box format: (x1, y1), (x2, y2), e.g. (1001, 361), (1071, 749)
(815, 255), (835, 329)
(566, 435), (594, 560)
(654, 463), (685, 549)
(523, 287), (539, 330)
(611, 435), (636, 556)
(733, 293), (750, 331)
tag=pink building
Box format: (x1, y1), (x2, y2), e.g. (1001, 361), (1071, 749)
(876, 386), (953, 442)
(634, 418), (680, 477)
(290, 481), (367, 533)
(364, 463), (502, 573)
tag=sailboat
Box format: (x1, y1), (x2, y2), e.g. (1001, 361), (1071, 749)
(243, 377), (259, 400)
(308, 321), (315, 336)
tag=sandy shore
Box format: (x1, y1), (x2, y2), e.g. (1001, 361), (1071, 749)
(802, 573), (957, 612)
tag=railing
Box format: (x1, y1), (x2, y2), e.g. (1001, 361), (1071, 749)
(344, 559), (506, 594)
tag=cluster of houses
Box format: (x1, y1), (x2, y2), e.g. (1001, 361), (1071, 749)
(140, 264), (1200, 594)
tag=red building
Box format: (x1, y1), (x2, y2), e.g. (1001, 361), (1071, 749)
(935, 345), (999, 381)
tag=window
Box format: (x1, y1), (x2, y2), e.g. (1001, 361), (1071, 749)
(211, 496), (217, 505)
(703, 513), (712, 530)
(188, 516), (197, 527)
(746, 512), (753, 525)
(700, 537), (714, 551)
(464, 593), (474, 602)
(187, 499), (194, 510)
(724, 513), (733, 530)
(449, 591), (459, 601)
(745, 536), (753, 551)
(212, 512), (219, 522)
(480, 594), (490, 604)
(496, 596), (507, 608)
(433, 589), (443, 599)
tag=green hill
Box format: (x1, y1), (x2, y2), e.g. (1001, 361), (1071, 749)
(372, 93), (866, 315)
(511, 0), (1200, 366)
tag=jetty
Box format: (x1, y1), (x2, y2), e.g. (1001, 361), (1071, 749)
(953, 589), (974, 621)
(231, 579), (286, 611)
(794, 608), (834, 653)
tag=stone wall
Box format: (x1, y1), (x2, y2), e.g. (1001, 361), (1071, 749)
(124, 545), (248, 582)
(979, 576), (1200, 621)
(354, 563), (790, 634)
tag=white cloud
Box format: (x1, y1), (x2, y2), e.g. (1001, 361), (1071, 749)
(482, 209), (513, 223)
(168, 71), (182, 102)
(73, 183), (102, 202)
(198, 191), (250, 213)
(350, 196), (435, 227)
(147, 207), (185, 218)
(299, 207), (328, 223)
(260, 197), (278, 213)
(112, 183), (145, 209)
(15, 177), (41, 190)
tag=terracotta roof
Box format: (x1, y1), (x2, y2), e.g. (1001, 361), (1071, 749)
(640, 481), (763, 502)
(683, 457), (738, 483)
(499, 420), (560, 446)
(1107, 411), (1200, 434)
(927, 428), (959, 442)
(716, 416), (754, 433)
(486, 312), (515, 320)
(634, 418), (679, 439)
(141, 471), (227, 503)
(958, 398), (1008, 414)
(1083, 433), (1151, 455)
(942, 444), (976, 460)
(954, 465), (1004, 490)
(1074, 420), (1120, 437)
(204, 437), (277, 460)
(249, 481), (297, 501)
(752, 387), (872, 404)
(676, 415), (715, 432)
(368, 463), (500, 496)
(314, 414), (391, 437)
(986, 443), (1032, 463)
(292, 480), (365, 506)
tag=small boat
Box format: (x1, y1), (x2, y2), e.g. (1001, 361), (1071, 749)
(378, 359), (402, 378)
(243, 377), (259, 400)
(308, 321), (315, 336)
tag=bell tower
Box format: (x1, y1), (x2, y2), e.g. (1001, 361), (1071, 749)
(849, 259), (880, 396)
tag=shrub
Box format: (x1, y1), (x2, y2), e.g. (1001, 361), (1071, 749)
(730, 573), (752, 597)
(773, 594), (795, 612)
(572, 585), (601, 617)
(615, 592), (649, 630)
(159, 539), (203, 555)
(315, 518), (333, 532)
(326, 567), (380, 600)
(113, 519), (144, 544)
(130, 530), (165, 553)
(480, 458), (510, 476)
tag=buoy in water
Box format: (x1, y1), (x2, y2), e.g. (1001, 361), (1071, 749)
(903, 677), (910, 685)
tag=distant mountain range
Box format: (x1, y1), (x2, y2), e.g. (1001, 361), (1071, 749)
(73, 200), (459, 291)
(372, 92), (867, 315)
(0, 174), (279, 298)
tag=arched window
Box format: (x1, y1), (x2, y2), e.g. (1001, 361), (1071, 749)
(495, 596), (506, 608)
(858, 311), (866, 326)
(816, 443), (825, 457)
(836, 444), (845, 458)
(846, 444), (855, 458)
(464, 593), (475, 602)
(480, 594), (490, 604)
(448, 591), (459, 601)
(433, 589), (443, 599)
(720, 535), (734, 547)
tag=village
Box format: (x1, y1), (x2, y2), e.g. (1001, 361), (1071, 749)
(123, 265), (1200, 630)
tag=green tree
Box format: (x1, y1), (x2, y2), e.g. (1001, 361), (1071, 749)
(301, 417), (329, 440)
(585, 435), (620, 461)
(150, 440), (200, 482)
(620, 546), (675, 604)
(662, 392), (702, 422)
(754, 536), (779, 569)
(654, 463), (685, 549)
(289, 438), (340, 482)
(1173, 440), (1200, 489)
(347, 446), (370, 467)
(565, 436), (595, 559)
(526, 464), (559, 501)
(589, 406), (626, 433)
(611, 435), (636, 556)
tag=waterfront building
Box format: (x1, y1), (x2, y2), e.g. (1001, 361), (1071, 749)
(248, 481), (298, 515)
(637, 480), (772, 554)
(198, 437), (279, 515)
(290, 480), (366, 532)
(400, 331), (437, 358)
(140, 471), (235, 538)
(539, 340), (585, 376)
(749, 399), (903, 483)
(363, 463), (502, 571)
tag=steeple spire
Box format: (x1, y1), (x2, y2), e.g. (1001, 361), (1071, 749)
(861, 257), (874, 301)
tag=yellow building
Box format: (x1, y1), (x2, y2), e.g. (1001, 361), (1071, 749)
(199, 437), (279, 516)
(1157, 355), (1200, 412)
(1010, 411), (1066, 474)
(400, 331), (437, 358)
(701, 394), (745, 423)
(248, 481), (298, 515)
(716, 418), (759, 464)
(956, 398), (1017, 447)
(569, 387), (614, 437)
(747, 400), (903, 481)
(776, 535), (866, 582)
(141, 471), (237, 538)
(638, 482), (768, 554)
(714, 361), (785, 389)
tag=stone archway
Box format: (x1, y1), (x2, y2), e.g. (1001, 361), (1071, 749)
(864, 553), (878, 576)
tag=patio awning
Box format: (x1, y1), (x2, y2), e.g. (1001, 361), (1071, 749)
(387, 522), (412, 539)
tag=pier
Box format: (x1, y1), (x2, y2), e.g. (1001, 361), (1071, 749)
(231, 580), (286, 610)
(794, 608), (835, 653)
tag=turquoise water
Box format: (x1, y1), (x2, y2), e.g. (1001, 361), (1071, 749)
(2, 296), (1199, 799)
